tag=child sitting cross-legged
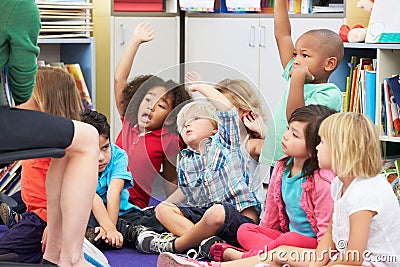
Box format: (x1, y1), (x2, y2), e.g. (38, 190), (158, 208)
(135, 74), (262, 256)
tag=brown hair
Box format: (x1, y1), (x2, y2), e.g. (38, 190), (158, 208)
(33, 67), (82, 120)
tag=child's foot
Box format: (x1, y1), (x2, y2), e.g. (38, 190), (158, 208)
(125, 224), (154, 246)
(136, 230), (176, 254)
(158, 252), (218, 267)
(198, 236), (223, 260)
(0, 202), (21, 228)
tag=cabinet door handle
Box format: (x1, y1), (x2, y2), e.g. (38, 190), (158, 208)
(120, 24), (125, 45)
(259, 26), (266, 48)
(249, 26), (256, 47)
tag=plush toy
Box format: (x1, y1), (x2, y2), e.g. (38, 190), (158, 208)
(357, 0), (374, 13)
(339, 24), (367, 43)
(348, 25), (367, 42)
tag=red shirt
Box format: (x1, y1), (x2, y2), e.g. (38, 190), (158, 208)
(21, 158), (51, 222)
(121, 119), (182, 208)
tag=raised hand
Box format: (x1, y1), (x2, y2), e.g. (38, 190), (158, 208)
(243, 111), (267, 138)
(133, 22), (155, 44)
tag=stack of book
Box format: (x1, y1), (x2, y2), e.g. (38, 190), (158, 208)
(38, 61), (94, 110)
(342, 56), (377, 121)
(35, 0), (93, 38)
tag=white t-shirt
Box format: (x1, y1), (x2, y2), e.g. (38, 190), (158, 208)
(331, 175), (400, 267)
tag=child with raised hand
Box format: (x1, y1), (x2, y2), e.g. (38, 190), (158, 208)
(135, 74), (262, 256)
(114, 22), (191, 209)
(156, 105), (337, 267)
(81, 110), (167, 249)
(0, 66), (84, 264)
(259, 0), (344, 169)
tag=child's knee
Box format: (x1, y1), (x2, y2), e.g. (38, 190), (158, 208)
(202, 204), (225, 227)
(155, 202), (180, 222)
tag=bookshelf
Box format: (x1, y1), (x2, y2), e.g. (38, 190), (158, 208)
(331, 43), (400, 143)
(38, 37), (96, 108)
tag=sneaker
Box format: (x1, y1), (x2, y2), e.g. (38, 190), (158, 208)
(198, 236), (223, 260)
(136, 230), (176, 254)
(0, 202), (21, 228)
(158, 252), (215, 267)
(125, 224), (153, 246)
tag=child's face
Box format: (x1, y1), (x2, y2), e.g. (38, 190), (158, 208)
(281, 121), (308, 159)
(180, 110), (217, 151)
(137, 86), (173, 132)
(316, 136), (331, 170)
(98, 135), (111, 173)
(293, 34), (328, 81)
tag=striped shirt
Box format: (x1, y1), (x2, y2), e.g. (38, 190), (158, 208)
(178, 108), (260, 213)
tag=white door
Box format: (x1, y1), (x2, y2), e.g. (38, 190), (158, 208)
(110, 16), (180, 141)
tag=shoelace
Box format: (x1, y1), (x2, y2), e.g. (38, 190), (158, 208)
(150, 232), (175, 253)
(186, 248), (200, 260)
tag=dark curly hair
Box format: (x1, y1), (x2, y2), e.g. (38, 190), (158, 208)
(281, 104), (337, 178)
(80, 109), (110, 140)
(124, 75), (191, 133)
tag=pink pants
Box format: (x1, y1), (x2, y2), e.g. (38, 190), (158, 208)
(237, 223), (318, 258)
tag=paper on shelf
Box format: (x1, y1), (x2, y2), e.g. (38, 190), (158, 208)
(179, 0), (215, 12)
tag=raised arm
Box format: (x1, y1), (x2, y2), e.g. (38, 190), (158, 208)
(114, 22), (155, 117)
(274, 0), (295, 69)
(185, 72), (233, 111)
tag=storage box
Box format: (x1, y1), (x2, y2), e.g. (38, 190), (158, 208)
(113, 0), (165, 12)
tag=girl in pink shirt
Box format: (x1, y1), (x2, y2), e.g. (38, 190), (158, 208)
(209, 104), (337, 262)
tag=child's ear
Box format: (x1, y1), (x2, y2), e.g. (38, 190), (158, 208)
(324, 57), (338, 72)
(212, 128), (218, 135)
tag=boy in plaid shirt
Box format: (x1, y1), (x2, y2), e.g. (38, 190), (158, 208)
(135, 73), (261, 255)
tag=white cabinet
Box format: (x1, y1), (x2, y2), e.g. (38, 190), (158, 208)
(110, 16), (180, 140)
(185, 16), (343, 113)
(185, 17), (259, 85)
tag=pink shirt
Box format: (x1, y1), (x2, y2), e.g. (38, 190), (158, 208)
(121, 119), (182, 208)
(262, 158), (335, 241)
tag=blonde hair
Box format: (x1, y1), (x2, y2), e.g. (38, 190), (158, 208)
(177, 100), (217, 131)
(318, 112), (382, 178)
(215, 79), (266, 138)
(33, 67), (82, 120)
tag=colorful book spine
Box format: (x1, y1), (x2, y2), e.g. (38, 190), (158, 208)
(365, 70), (376, 123)
(65, 63), (94, 110)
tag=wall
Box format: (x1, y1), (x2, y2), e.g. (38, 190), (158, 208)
(93, 0), (111, 118)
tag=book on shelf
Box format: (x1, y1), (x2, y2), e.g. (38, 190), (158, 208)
(387, 75), (400, 106)
(365, 70), (377, 123)
(344, 56), (358, 112)
(382, 157), (400, 204)
(0, 161), (22, 194)
(179, 0), (215, 12)
(65, 63), (93, 110)
(385, 75), (400, 137)
(382, 78), (400, 137)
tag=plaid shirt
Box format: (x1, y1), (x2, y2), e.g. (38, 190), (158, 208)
(178, 108), (260, 212)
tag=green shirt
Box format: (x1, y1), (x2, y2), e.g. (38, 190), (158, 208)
(259, 58), (342, 167)
(0, 0), (40, 105)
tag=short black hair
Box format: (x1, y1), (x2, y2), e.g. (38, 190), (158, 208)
(80, 109), (110, 140)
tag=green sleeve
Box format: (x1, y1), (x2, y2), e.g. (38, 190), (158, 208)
(7, 1), (41, 104)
